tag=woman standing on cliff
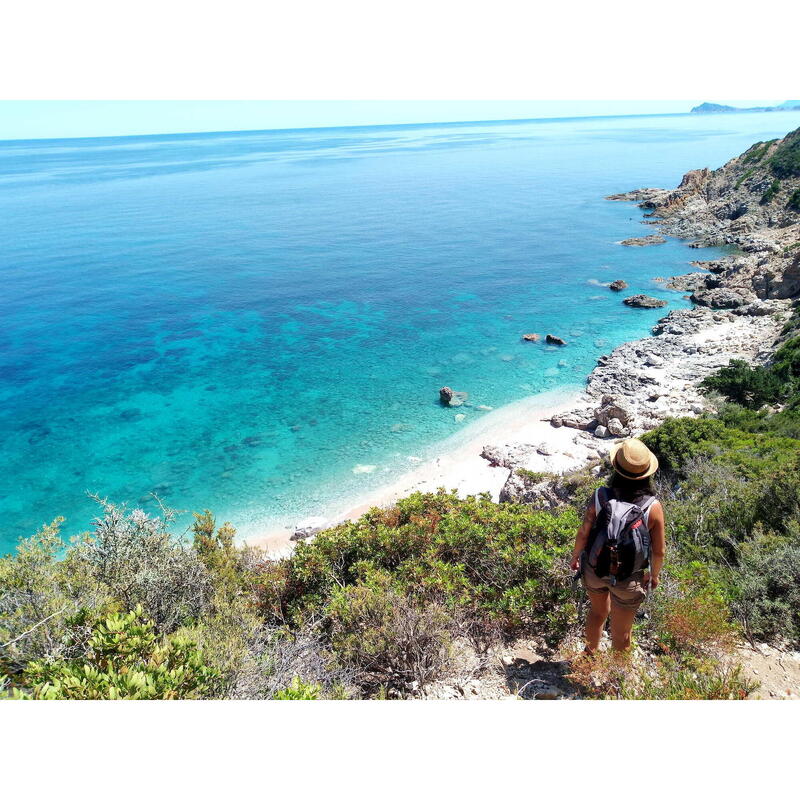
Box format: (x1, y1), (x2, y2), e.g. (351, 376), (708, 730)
(569, 439), (665, 654)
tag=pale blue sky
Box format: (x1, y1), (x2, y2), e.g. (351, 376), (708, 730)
(0, 100), (717, 141)
(0, 100), (788, 141)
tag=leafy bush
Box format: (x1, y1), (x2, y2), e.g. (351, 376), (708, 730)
(760, 179), (781, 205)
(787, 189), (800, 212)
(9, 606), (219, 699)
(649, 563), (737, 656)
(733, 541), (800, 647)
(515, 469), (549, 482)
(566, 649), (752, 700)
(701, 359), (786, 408)
(769, 128), (800, 178)
(273, 676), (323, 699)
(741, 140), (774, 165)
(642, 416), (800, 478)
(326, 568), (456, 691)
(255, 490), (579, 643)
(76, 499), (212, 632)
(0, 519), (112, 678)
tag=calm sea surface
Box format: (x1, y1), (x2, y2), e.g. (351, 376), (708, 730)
(2, 111), (799, 551)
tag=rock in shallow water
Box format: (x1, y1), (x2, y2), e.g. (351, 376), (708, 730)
(546, 334), (567, 346)
(620, 234), (666, 247)
(609, 279), (628, 291)
(623, 294), (668, 309)
(439, 386), (468, 407)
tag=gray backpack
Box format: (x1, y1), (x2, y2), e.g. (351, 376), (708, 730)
(585, 488), (655, 584)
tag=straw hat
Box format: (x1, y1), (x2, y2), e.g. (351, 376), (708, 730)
(609, 438), (659, 480)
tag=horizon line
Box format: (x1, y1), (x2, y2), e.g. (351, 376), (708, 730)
(0, 109), (701, 145)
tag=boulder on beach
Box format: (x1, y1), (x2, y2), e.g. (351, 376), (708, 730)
(608, 279), (628, 291)
(439, 386), (468, 407)
(620, 234), (667, 247)
(623, 294), (668, 309)
(290, 516), (328, 542)
(552, 413), (594, 431)
(546, 334), (567, 346)
(522, 333), (540, 342)
(594, 395), (633, 428)
(690, 287), (757, 309)
(607, 417), (626, 437)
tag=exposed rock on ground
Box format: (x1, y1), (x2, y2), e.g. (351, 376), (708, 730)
(623, 294), (668, 308)
(290, 516), (329, 541)
(620, 234), (666, 246)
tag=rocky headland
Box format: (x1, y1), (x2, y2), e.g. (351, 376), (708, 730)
(477, 126), (800, 504)
(267, 127), (800, 546)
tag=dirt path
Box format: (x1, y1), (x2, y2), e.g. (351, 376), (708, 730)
(737, 643), (800, 700)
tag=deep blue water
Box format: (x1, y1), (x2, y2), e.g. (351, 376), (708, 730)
(2, 110), (799, 551)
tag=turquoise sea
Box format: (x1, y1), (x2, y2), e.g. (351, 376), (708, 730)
(2, 110), (799, 552)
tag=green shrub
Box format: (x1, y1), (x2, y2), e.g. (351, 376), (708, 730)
(625, 656), (753, 700)
(701, 359), (786, 408)
(273, 676), (323, 699)
(649, 563), (738, 656)
(734, 167), (755, 189)
(741, 140), (775, 165)
(566, 649), (753, 700)
(733, 541), (800, 647)
(327, 569), (455, 691)
(515, 468), (549, 482)
(0, 519), (113, 678)
(76, 499), (212, 633)
(787, 189), (800, 212)
(769, 128), (800, 179)
(760, 179), (781, 205)
(642, 416), (800, 478)
(256, 491), (579, 642)
(9, 606), (220, 699)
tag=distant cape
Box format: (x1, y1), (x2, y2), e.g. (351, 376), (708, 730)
(691, 101), (800, 114)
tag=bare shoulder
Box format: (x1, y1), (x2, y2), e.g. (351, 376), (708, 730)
(649, 498), (665, 521)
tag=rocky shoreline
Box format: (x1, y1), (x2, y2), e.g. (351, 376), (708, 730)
(272, 129), (799, 544)
(473, 131), (799, 506)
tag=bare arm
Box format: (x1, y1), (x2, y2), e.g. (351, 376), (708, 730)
(645, 501), (666, 589)
(570, 501), (596, 571)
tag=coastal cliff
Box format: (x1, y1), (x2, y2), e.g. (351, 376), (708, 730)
(5, 128), (800, 702)
(486, 127), (800, 492)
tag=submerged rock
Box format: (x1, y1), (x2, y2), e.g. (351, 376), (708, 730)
(623, 294), (668, 309)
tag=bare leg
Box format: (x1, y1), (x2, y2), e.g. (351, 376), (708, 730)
(585, 592), (610, 653)
(609, 605), (638, 651)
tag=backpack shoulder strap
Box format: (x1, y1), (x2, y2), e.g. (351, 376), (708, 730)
(637, 495), (657, 513)
(594, 486), (613, 514)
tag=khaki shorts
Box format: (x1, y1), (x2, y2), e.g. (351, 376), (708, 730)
(582, 564), (647, 610)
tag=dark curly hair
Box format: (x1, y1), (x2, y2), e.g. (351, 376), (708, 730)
(609, 471), (655, 502)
